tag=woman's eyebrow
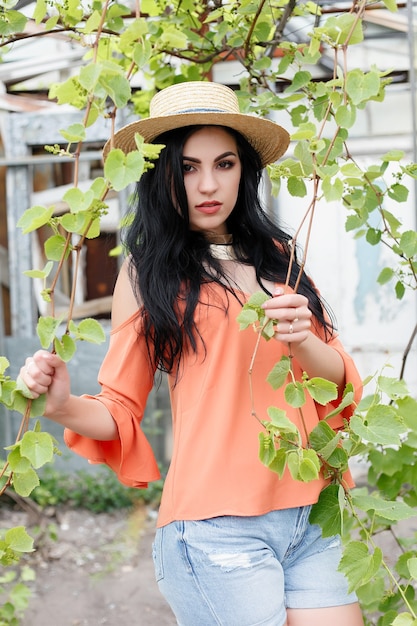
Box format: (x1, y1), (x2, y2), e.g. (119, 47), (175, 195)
(182, 151), (238, 163)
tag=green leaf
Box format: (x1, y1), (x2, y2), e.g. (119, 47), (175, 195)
(291, 121), (316, 140)
(32, 0), (47, 23)
(309, 484), (344, 537)
(59, 212), (87, 234)
(381, 149), (404, 162)
(305, 377), (338, 405)
(286, 450), (301, 480)
(59, 123), (86, 143)
(70, 318), (106, 344)
(377, 266), (394, 285)
(24, 260), (53, 280)
(378, 375), (409, 400)
(284, 381), (305, 408)
(285, 70), (311, 94)
(325, 383), (355, 419)
(12, 468), (40, 497)
(9, 581), (32, 611)
(160, 24), (188, 48)
(395, 280), (406, 300)
(350, 405), (405, 445)
(104, 148), (145, 192)
(324, 13), (364, 45)
(17, 205), (55, 234)
(397, 396), (417, 430)
(247, 291), (270, 307)
(258, 432), (276, 466)
(63, 187), (95, 213)
(407, 557), (417, 581)
(287, 176), (307, 197)
(100, 72), (131, 108)
(266, 406), (299, 434)
(50, 76), (87, 108)
(321, 176), (343, 202)
(352, 494), (416, 522)
(298, 449), (321, 482)
(237, 308), (258, 330)
(340, 162), (363, 177)
(82, 10), (101, 33)
(267, 448), (287, 478)
(9, 388), (47, 417)
(0, 355), (10, 375)
(266, 357), (291, 390)
(133, 39), (153, 69)
(366, 227), (381, 245)
(334, 104), (356, 128)
(44, 14), (59, 30)
(309, 421), (342, 461)
(37, 316), (62, 349)
(381, 0), (398, 10)
(346, 68), (380, 105)
(7, 447), (31, 473)
(338, 542), (383, 593)
(388, 183), (409, 203)
(399, 230), (417, 258)
(4, 527), (34, 554)
(391, 614), (417, 626)
(44, 234), (69, 262)
(54, 334), (77, 362)
(0, 9), (27, 35)
(14, 375), (36, 400)
(141, 0), (160, 15)
(20, 431), (54, 468)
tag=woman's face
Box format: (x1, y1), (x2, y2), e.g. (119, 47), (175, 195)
(181, 126), (242, 236)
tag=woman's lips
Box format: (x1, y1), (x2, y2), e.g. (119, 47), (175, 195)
(195, 202), (222, 214)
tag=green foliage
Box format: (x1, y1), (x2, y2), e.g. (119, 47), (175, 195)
(0, 1), (416, 624)
(0, 525), (35, 625)
(30, 466), (164, 513)
(241, 294), (417, 622)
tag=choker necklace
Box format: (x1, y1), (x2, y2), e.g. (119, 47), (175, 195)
(205, 234), (236, 260)
(206, 233), (233, 245)
(209, 243), (236, 260)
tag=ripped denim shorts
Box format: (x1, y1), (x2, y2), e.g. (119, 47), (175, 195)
(152, 506), (357, 626)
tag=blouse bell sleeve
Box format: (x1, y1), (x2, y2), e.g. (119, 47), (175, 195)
(64, 312), (161, 488)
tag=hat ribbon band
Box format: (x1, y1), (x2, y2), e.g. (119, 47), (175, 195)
(162, 107), (232, 115)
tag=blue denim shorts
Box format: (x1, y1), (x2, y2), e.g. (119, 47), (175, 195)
(152, 506), (357, 626)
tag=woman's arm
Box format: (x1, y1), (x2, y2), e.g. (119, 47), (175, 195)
(19, 351), (118, 440)
(18, 257), (140, 440)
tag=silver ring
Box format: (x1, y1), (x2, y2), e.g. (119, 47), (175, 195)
(289, 323), (294, 334)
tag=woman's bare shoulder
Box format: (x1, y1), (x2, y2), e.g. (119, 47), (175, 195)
(111, 257), (142, 329)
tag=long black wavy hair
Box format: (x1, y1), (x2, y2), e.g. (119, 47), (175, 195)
(124, 125), (335, 376)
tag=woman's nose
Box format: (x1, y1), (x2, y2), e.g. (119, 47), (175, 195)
(198, 168), (218, 193)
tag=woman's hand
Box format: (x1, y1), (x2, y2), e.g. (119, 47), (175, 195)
(18, 350), (71, 418)
(262, 287), (312, 346)
(262, 287), (345, 388)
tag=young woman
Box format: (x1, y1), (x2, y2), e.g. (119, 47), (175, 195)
(20, 81), (364, 626)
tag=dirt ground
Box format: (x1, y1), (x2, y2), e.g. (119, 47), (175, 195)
(0, 502), (176, 626)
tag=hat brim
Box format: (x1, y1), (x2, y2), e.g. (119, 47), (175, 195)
(103, 112), (290, 167)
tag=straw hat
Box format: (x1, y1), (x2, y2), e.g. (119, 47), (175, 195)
(103, 81), (290, 167)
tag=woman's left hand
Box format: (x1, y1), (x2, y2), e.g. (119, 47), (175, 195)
(262, 287), (312, 345)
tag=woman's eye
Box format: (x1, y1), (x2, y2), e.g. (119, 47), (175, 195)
(183, 163), (195, 173)
(218, 160), (233, 169)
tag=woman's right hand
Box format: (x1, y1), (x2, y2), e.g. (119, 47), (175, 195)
(18, 350), (71, 418)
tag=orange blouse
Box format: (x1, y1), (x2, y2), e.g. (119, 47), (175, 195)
(64, 283), (362, 528)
